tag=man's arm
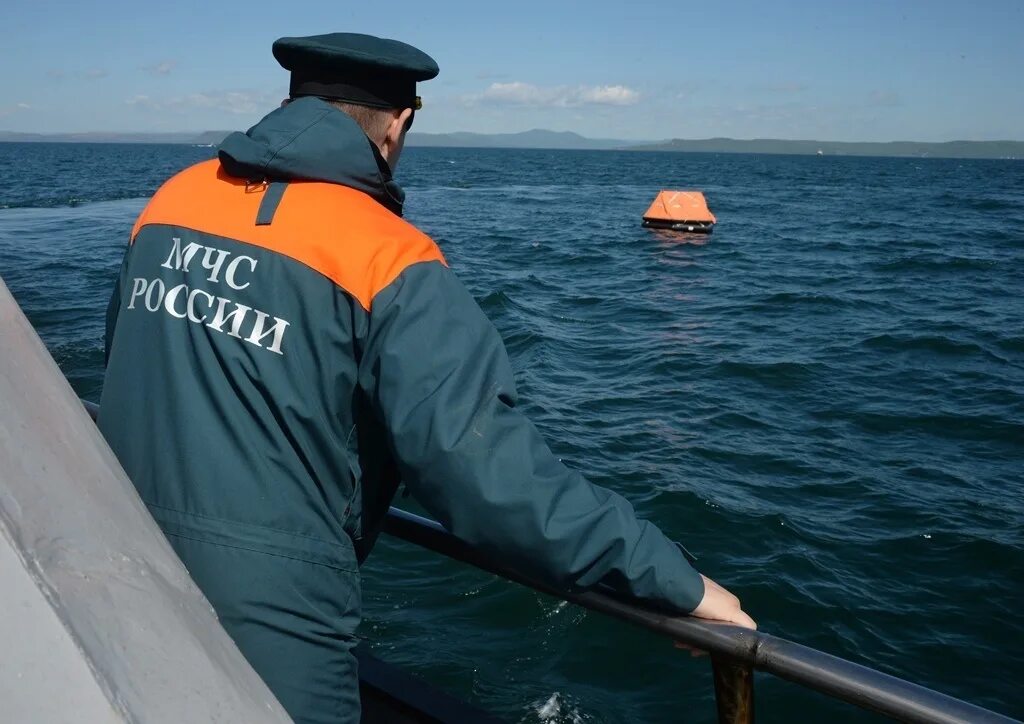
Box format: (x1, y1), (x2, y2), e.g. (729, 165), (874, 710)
(359, 261), (752, 625)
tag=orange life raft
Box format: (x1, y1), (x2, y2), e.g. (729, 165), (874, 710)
(641, 190), (716, 233)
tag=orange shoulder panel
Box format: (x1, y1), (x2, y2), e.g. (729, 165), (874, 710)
(131, 159), (447, 310)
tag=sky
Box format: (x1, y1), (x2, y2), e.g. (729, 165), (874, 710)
(1, 0), (1022, 142)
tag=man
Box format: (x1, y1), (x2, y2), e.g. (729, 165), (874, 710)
(99, 32), (754, 724)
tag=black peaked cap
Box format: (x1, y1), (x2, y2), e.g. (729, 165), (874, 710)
(273, 32), (439, 109)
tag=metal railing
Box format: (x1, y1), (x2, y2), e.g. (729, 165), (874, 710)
(80, 400), (1018, 724)
(380, 507), (1015, 724)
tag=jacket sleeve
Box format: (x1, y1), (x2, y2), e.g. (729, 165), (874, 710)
(359, 262), (705, 613)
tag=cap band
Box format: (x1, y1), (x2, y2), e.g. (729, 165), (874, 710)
(289, 72), (417, 109)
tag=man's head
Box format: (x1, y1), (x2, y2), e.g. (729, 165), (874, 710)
(273, 33), (438, 170)
(326, 101), (414, 168)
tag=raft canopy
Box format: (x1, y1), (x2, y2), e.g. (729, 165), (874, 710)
(642, 190), (716, 232)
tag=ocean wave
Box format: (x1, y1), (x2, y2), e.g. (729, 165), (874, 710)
(0, 192), (152, 209)
(995, 335), (1024, 353)
(714, 359), (823, 388)
(872, 255), (998, 272)
(751, 290), (852, 310)
(859, 333), (1007, 361)
(852, 409), (1024, 442)
(529, 691), (589, 724)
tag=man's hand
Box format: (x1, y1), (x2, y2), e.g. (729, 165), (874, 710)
(690, 574), (756, 629)
(675, 574), (756, 656)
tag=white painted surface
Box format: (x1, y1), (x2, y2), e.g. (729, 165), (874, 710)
(0, 276), (292, 723)
(0, 530), (120, 723)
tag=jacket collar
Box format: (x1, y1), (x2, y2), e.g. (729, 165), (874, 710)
(218, 96), (405, 216)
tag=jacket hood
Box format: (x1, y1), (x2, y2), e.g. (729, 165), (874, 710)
(218, 96), (405, 216)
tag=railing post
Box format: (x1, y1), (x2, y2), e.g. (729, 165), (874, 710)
(711, 657), (755, 724)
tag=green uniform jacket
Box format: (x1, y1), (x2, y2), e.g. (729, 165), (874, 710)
(99, 97), (704, 724)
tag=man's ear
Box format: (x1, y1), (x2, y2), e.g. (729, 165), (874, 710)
(382, 107), (414, 163)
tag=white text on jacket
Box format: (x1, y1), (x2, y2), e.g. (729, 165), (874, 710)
(126, 237), (290, 355)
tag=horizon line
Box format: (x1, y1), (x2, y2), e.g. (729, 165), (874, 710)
(2, 129), (1023, 145)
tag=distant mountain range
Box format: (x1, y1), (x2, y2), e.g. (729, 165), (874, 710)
(1, 129), (1020, 159)
(632, 137), (1024, 159)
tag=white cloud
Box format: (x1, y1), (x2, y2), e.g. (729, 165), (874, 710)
(480, 81), (547, 104)
(0, 102), (31, 118)
(144, 61), (177, 76)
(576, 85), (640, 105)
(472, 81), (640, 108)
(125, 89), (281, 115)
